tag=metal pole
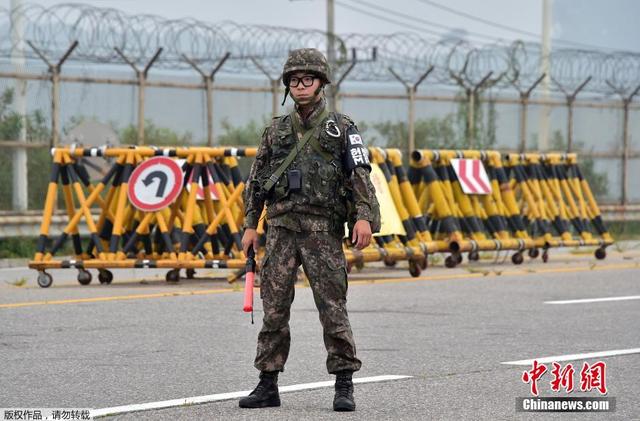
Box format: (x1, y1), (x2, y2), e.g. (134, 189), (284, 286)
(140, 48), (162, 145)
(566, 99), (574, 152)
(467, 89), (474, 147)
(466, 71), (493, 148)
(10, 0), (28, 211)
(115, 47), (162, 145)
(208, 53), (230, 146)
(326, 0), (336, 111)
(138, 72), (145, 145)
(622, 99), (629, 204)
(28, 40), (77, 147)
(620, 84), (640, 205)
(539, 0), (552, 150)
(519, 95), (527, 153)
(565, 76), (591, 152)
(334, 49), (357, 113)
(388, 66), (411, 156)
(204, 78), (213, 146)
(251, 57), (280, 118)
(408, 87), (416, 154)
(516, 73), (545, 152)
(183, 52), (230, 146)
(51, 71), (60, 147)
(411, 66), (434, 154)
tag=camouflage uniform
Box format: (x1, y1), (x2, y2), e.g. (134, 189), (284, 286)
(243, 50), (380, 375)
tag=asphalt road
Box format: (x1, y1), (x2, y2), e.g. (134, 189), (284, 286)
(1, 248), (639, 420)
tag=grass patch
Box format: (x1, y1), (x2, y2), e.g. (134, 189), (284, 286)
(6, 277), (27, 287)
(0, 236), (76, 259)
(607, 221), (640, 241)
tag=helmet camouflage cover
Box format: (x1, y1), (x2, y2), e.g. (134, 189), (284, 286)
(282, 48), (331, 86)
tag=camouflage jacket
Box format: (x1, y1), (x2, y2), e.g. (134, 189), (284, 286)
(243, 97), (380, 235)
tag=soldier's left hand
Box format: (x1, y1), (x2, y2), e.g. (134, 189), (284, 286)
(352, 220), (372, 250)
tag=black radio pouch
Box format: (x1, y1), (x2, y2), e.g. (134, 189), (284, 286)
(287, 169), (302, 192)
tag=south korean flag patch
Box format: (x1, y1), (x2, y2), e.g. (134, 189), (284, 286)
(349, 134), (363, 145)
(344, 125), (370, 172)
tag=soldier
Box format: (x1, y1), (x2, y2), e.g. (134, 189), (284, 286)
(239, 48), (380, 412)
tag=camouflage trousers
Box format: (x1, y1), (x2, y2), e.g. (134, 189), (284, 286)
(254, 226), (362, 374)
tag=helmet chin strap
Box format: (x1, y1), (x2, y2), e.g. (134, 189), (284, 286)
(285, 83), (326, 106)
(281, 86), (290, 106)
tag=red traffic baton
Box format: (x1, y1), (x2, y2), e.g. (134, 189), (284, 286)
(243, 245), (256, 323)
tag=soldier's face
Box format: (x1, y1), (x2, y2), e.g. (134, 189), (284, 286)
(289, 72), (322, 105)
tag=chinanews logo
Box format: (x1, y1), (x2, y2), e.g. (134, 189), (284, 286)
(516, 360), (615, 413)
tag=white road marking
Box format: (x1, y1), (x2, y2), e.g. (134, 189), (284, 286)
(501, 348), (640, 366)
(545, 295), (640, 305)
(91, 374), (412, 418)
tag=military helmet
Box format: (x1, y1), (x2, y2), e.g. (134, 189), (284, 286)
(282, 48), (331, 86)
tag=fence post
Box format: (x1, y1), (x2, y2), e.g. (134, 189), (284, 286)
(11, 0), (28, 211)
(27, 40), (78, 148)
(389, 66), (433, 156)
(251, 57), (280, 118)
(553, 76), (591, 152)
(183, 52), (230, 146)
(606, 82), (640, 205)
(468, 72), (493, 148)
(332, 48), (359, 113)
(115, 47), (163, 145)
(513, 73), (545, 152)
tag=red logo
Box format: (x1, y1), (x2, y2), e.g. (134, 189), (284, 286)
(522, 360), (548, 396)
(550, 362), (575, 393)
(522, 360), (608, 396)
(580, 361), (607, 395)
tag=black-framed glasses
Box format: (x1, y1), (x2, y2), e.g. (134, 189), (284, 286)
(288, 75), (316, 88)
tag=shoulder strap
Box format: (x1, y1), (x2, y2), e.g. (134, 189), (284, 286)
(299, 110), (340, 164)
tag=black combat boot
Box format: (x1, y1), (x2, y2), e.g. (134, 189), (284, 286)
(333, 370), (355, 411)
(239, 371), (281, 408)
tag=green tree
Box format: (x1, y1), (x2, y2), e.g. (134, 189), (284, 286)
(0, 88), (52, 210)
(119, 119), (193, 146)
(548, 130), (609, 198)
(216, 118), (266, 147)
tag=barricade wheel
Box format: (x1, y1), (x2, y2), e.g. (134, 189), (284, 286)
(445, 255), (457, 268)
(454, 253), (463, 264)
(511, 252), (524, 265)
(468, 251), (479, 261)
(37, 272), (53, 288)
(528, 248), (540, 259)
(98, 269), (113, 284)
(409, 261), (421, 277)
(595, 247), (606, 260)
(419, 257), (428, 269)
(78, 270), (92, 285)
(166, 269), (180, 283)
(186, 269), (196, 279)
(383, 258), (397, 267)
(542, 250), (549, 263)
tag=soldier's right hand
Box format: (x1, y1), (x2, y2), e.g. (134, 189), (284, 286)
(242, 228), (259, 256)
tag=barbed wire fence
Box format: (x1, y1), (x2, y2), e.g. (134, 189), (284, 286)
(1, 3), (639, 210)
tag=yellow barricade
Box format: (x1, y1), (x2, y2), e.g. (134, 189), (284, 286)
(29, 145), (614, 287)
(503, 153), (614, 261)
(29, 146), (257, 287)
(408, 149), (613, 267)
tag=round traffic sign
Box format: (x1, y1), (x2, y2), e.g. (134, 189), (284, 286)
(128, 157), (184, 212)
